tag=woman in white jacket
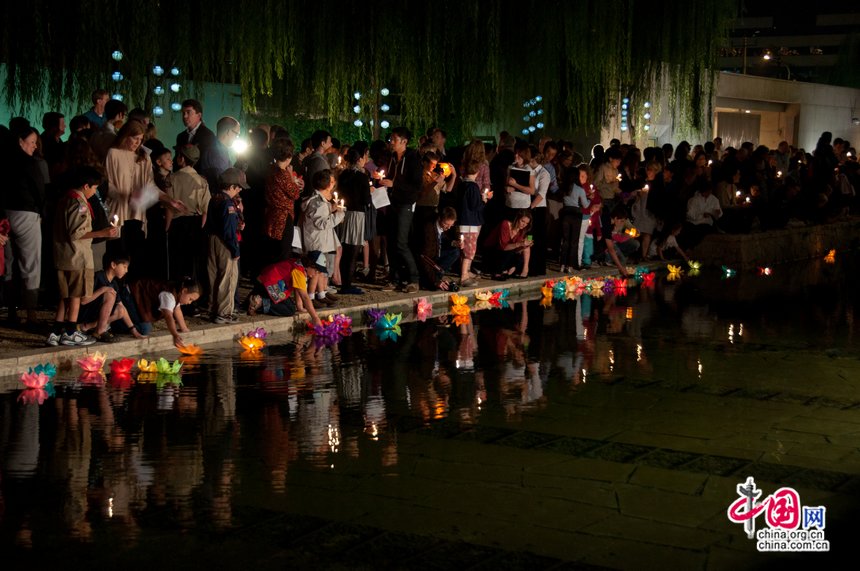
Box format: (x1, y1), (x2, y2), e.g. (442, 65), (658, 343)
(301, 169), (344, 308)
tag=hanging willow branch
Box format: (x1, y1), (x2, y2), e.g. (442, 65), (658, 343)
(0, 0), (734, 133)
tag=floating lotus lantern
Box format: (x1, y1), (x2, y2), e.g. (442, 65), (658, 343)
(375, 312), (403, 341)
(688, 260), (701, 271)
(78, 351), (107, 372)
(613, 278), (628, 296)
(824, 249), (836, 264)
(641, 272), (656, 287)
(722, 265), (737, 278)
(757, 267), (773, 276)
(490, 288), (510, 308)
(365, 307), (386, 327)
(238, 334), (266, 351)
(109, 357), (135, 374)
(20, 371), (50, 389)
(238, 327), (270, 350)
(474, 300), (493, 311)
(156, 358), (182, 375)
(137, 358), (159, 373)
(416, 298), (433, 321)
(177, 344), (203, 355)
(667, 264), (683, 281)
(474, 290), (493, 302)
(553, 280), (567, 299)
(450, 294), (471, 324)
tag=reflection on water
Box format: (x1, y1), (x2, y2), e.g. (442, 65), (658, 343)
(1, 254), (859, 555)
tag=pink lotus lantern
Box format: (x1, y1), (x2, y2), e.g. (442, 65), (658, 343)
(20, 371), (50, 389)
(78, 351), (107, 373)
(416, 298), (433, 322)
(18, 388), (49, 405)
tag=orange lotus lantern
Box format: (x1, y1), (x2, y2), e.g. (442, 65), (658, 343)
(178, 344), (203, 355)
(824, 249), (836, 264)
(238, 335), (266, 351)
(625, 227), (639, 238)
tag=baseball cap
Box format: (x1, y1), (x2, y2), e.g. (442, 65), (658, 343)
(219, 167), (250, 189)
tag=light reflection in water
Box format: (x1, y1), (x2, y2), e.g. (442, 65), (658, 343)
(1, 257), (858, 554)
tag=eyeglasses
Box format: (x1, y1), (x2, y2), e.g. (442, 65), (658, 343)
(231, 128), (241, 136)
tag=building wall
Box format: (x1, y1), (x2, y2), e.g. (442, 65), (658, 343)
(600, 72), (860, 152)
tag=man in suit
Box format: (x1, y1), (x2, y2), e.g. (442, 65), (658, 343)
(175, 99), (215, 160)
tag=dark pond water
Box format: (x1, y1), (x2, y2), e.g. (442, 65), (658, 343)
(1, 254), (858, 569)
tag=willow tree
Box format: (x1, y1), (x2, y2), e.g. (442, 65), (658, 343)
(0, 0), (733, 135)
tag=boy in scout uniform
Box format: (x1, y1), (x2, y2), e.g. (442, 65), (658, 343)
(48, 166), (119, 346)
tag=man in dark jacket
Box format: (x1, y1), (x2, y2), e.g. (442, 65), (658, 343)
(379, 126), (423, 293)
(175, 99), (216, 160)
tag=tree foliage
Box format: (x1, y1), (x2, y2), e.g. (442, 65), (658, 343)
(0, 0), (734, 133)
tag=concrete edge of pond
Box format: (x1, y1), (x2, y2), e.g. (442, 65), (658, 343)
(1, 263), (668, 375)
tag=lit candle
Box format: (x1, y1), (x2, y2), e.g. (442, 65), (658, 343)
(482, 187), (489, 199)
(745, 196), (751, 204)
(735, 190), (742, 197)
(642, 184), (649, 192)
(708, 159), (713, 166)
(616, 173), (622, 182)
(333, 191), (338, 202)
(340, 199), (345, 208)
(777, 170), (783, 177)
(460, 233), (464, 243)
(337, 156), (342, 165)
(379, 169), (385, 178)
(111, 214), (119, 227)
(848, 152), (853, 158)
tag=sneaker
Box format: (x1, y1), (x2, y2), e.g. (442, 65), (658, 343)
(46, 332), (60, 347)
(319, 296), (337, 307)
(312, 298), (326, 310)
(339, 286), (364, 295)
(461, 278), (479, 287)
(213, 315), (240, 324)
(380, 281), (399, 292)
(402, 283), (419, 294)
(60, 330), (96, 346)
(325, 291), (339, 302)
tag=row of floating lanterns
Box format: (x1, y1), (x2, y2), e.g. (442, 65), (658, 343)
(17, 328), (272, 405)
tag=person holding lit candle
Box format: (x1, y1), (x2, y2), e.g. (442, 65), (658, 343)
(682, 179), (722, 250)
(300, 169), (344, 308)
(335, 144), (372, 295)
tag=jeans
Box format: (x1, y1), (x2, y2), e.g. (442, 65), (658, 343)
(387, 205), (419, 284)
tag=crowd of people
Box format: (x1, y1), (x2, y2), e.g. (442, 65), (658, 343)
(0, 87), (856, 347)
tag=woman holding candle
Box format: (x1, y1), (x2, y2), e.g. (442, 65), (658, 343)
(630, 161), (660, 260)
(336, 144), (372, 295)
(104, 121), (183, 275)
(264, 138), (303, 264)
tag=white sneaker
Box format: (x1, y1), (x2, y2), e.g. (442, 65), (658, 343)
(60, 331), (96, 346)
(46, 332), (60, 346)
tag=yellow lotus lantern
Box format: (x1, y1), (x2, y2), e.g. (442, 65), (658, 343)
(238, 335), (266, 351)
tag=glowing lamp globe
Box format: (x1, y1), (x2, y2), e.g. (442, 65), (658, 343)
(111, 71), (123, 82)
(170, 67), (180, 76)
(380, 120), (390, 129)
(170, 102), (182, 111)
(380, 87), (390, 96)
(154, 85), (165, 95)
(152, 65), (164, 76)
(353, 104), (361, 113)
(170, 83), (181, 93)
(380, 103), (390, 112)
(111, 50), (123, 61)
(152, 106), (164, 117)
